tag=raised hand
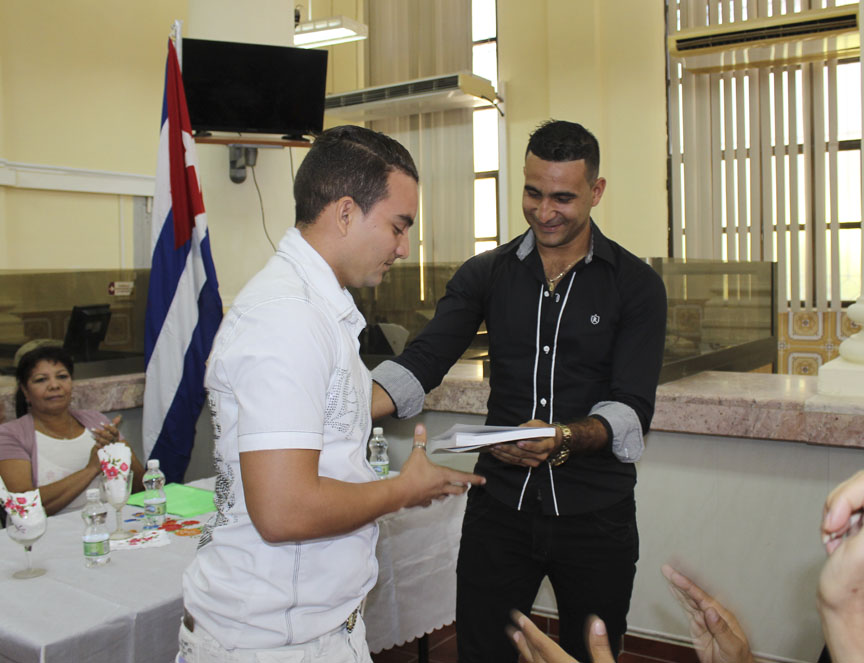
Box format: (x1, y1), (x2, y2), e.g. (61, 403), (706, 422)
(90, 414), (123, 447)
(661, 565), (754, 663)
(506, 610), (614, 663)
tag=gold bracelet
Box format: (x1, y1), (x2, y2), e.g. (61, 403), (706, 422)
(548, 422), (573, 467)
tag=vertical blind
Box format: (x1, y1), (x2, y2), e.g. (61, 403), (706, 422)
(667, 0), (864, 311)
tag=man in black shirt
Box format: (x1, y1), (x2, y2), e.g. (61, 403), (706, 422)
(371, 120), (667, 661)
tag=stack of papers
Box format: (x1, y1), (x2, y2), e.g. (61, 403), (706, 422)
(428, 424), (557, 454)
(128, 483), (216, 518)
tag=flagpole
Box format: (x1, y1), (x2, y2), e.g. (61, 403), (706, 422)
(171, 20), (183, 70)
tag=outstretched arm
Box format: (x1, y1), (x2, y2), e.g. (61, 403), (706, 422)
(242, 424), (485, 542)
(661, 565), (754, 663)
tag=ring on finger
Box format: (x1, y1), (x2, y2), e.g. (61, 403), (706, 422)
(412, 442), (426, 450)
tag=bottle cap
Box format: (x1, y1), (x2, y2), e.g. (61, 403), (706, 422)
(372, 427), (383, 436)
(86, 488), (100, 500)
(147, 459), (160, 469)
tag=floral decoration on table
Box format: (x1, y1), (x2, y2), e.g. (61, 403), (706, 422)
(110, 528), (172, 550)
(160, 518), (203, 537)
(121, 512), (203, 538)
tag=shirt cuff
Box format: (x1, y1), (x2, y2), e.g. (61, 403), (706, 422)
(370, 360), (426, 419)
(238, 430), (322, 453)
(588, 401), (644, 463)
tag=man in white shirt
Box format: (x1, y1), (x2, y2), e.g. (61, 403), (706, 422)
(179, 125), (484, 663)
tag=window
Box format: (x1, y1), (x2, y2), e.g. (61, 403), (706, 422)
(667, 0), (862, 310)
(472, 0), (500, 255)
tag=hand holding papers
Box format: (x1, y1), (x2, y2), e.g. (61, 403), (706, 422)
(428, 424), (557, 454)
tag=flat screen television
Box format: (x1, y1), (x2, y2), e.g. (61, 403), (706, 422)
(181, 38), (328, 139)
(63, 304), (111, 362)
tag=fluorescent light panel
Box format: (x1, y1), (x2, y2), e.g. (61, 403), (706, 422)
(294, 15), (368, 48)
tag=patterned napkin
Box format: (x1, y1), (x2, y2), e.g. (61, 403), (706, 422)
(98, 442), (132, 503)
(109, 528), (171, 551)
(97, 442), (132, 480)
(0, 477), (46, 536)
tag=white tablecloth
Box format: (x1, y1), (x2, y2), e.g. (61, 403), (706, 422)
(0, 481), (466, 663)
(365, 492), (467, 653)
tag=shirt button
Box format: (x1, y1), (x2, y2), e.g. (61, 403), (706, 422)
(555, 294), (561, 303)
(543, 345), (550, 354)
(540, 397), (547, 406)
(544, 290), (550, 298)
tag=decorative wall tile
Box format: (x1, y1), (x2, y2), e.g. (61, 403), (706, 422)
(777, 310), (860, 375)
(788, 352), (823, 376)
(789, 311), (822, 339)
(839, 311), (862, 340)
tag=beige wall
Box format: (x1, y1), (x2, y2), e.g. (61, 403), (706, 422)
(0, 0), (184, 269)
(0, 0), (183, 174)
(4, 188), (135, 270)
(499, 0), (668, 258)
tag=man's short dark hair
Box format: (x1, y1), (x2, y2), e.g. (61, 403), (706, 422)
(525, 120), (600, 183)
(294, 125), (419, 225)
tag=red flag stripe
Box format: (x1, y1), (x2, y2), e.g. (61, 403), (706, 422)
(165, 41), (205, 249)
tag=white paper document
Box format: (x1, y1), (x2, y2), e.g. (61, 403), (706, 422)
(428, 424), (557, 454)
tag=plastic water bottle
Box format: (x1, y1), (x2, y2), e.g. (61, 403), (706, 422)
(142, 459), (167, 529)
(368, 427), (389, 478)
(82, 488), (111, 567)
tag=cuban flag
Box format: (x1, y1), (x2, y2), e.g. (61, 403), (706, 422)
(143, 39), (222, 484)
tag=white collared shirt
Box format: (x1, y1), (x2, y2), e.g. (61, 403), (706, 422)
(183, 227), (379, 649)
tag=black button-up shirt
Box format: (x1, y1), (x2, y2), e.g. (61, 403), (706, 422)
(383, 222), (667, 514)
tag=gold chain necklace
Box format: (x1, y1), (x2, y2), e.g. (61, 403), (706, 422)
(546, 261), (577, 293)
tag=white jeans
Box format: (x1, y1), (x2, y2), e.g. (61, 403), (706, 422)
(175, 613), (372, 663)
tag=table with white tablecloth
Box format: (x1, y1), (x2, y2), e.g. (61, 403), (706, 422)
(0, 480), (466, 663)
(365, 491), (467, 654)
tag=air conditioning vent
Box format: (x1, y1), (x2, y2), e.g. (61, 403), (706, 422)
(325, 73), (497, 122)
(668, 5), (859, 72)
(675, 14), (856, 53)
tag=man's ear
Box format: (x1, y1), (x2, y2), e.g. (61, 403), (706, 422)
(334, 196), (357, 237)
(591, 177), (607, 207)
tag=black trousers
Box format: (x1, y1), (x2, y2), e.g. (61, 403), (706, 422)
(455, 486), (639, 663)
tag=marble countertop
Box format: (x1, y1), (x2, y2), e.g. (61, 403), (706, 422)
(423, 369), (864, 449)
(2, 368), (862, 448)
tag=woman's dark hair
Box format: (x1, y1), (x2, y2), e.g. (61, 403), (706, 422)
(526, 120), (601, 183)
(15, 346), (74, 418)
(294, 125), (419, 225)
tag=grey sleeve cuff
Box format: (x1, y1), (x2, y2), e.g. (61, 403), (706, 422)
(370, 360), (427, 419)
(589, 401), (644, 463)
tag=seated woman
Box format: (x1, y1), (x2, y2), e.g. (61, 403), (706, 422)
(0, 345), (144, 515)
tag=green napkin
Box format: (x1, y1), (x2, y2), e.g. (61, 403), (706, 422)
(128, 483), (216, 518)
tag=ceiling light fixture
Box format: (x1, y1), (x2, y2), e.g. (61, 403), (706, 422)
(294, 4), (368, 48)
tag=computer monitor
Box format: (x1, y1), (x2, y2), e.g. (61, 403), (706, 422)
(63, 305), (111, 362)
